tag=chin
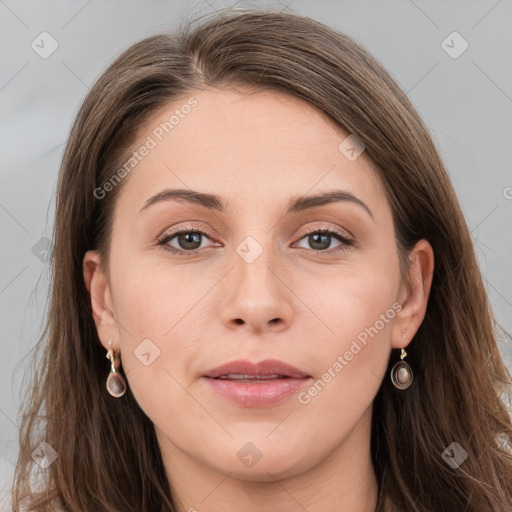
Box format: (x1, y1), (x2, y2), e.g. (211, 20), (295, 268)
(204, 446), (312, 482)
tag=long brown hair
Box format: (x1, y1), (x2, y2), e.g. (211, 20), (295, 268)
(12, 7), (512, 511)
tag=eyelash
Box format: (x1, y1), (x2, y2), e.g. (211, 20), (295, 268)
(157, 225), (354, 257)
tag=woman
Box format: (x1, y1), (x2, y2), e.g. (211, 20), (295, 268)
(11, 7), (512, 512)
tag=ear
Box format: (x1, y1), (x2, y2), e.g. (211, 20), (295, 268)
(391, 239), (434, 349)
(83, 250), (118, 352)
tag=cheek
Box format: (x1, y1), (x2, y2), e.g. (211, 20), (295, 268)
(110, 264), (212, 416)
(296, 264), (399, 409)
(112, 252), (218, 327)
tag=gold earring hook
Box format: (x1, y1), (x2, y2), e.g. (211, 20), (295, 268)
(106, 348), (117, 373)
(106, 339), (118, 373)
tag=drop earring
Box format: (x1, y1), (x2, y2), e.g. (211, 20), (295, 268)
(390, 333), (414, 390)
(106, 340), (127, 398)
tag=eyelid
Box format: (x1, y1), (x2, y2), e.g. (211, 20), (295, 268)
(158, 222), (217, 240)
(159, 222), (352, 242)
(291, 226), (354, 256)
(157, 222), (355, 255)
(293, 223), (353, 242)
(156, 223), (219, 255)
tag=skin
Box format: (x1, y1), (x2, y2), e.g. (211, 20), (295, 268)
(84, 86), (434, 512)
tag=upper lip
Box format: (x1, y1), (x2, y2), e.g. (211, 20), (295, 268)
(203, 359), (311, 379)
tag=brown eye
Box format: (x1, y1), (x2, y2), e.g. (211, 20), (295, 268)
(174, 232), (203, 251)
(158, 228), (216, 255)
(294, 228), (354, 254)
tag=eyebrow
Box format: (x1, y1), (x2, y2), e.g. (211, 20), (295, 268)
(139, 188), (373, 219)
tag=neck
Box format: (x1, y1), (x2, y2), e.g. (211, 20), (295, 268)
(157, 406), (380, 512)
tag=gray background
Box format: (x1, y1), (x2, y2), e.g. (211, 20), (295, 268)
(1, 0), (511, 504)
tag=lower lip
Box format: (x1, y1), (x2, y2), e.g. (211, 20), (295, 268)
(203, 377), (311, 407)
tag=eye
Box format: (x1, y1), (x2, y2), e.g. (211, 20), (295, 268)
(157, 225), (354, 256)
(293, 227), (354, 254)
(157, 226), (217, 255)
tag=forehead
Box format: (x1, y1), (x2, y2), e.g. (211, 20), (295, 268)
(114, 86), (386, 217)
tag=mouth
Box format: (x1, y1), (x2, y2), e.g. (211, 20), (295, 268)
(202, 359), (312, 407)
(203, 358), (311, 380)
(214, 374), (292, 382)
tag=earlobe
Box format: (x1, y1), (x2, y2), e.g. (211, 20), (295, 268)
(83, 250), (116, 351)
(391, 239), (434, 349)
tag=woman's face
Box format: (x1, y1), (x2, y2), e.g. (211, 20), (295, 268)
(85, 86), (429, 482)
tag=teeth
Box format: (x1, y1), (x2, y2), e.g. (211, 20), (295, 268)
(217, 374), (285, 380)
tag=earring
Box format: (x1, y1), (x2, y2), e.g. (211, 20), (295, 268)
(390, 334), (413, 390)
(105, 340), (127, 398)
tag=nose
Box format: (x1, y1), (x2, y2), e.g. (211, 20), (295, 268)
(219, 246), (294, 335)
